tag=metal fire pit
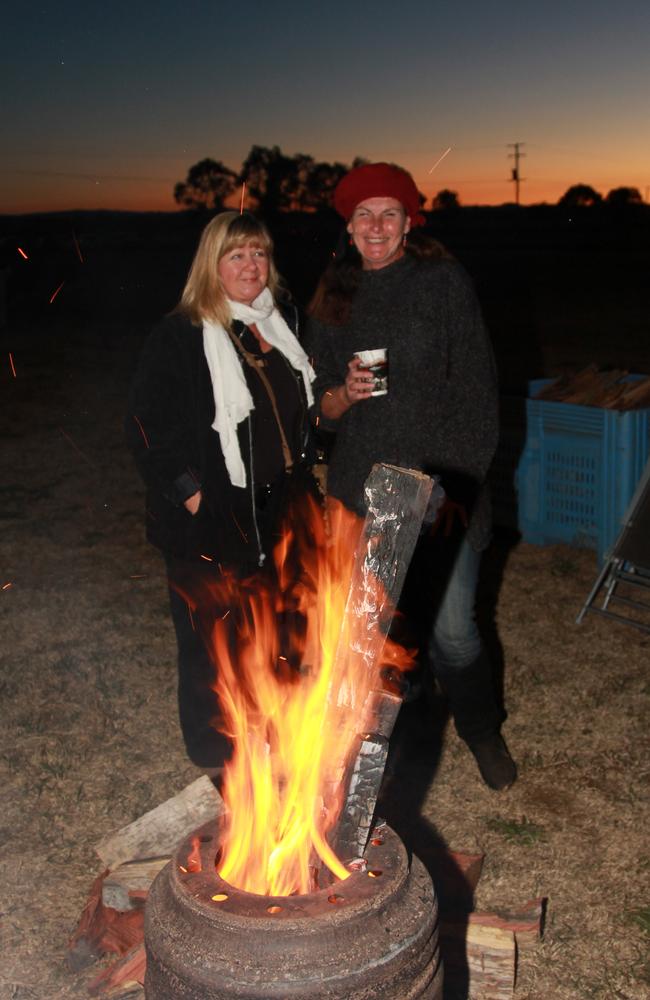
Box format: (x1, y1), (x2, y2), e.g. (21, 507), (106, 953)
(145, 820), (442, 999)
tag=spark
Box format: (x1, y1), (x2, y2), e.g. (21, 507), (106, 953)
(17, 247), (28, 260)
(428, 147), (452, 174)
(129, 574), (147, 579)
(200, 554), (213, 562)
(230, 511), (248, 542)
(72, 231), (84, 263)
(9, 353), (17, 378)
(2, 582), (13, 590)
(59, 427), (98, 470)
(49, 281), (65, 304)
(221, 610), (230, 620)
(240, 182), (246, 214)
(132, 414), (150, 448)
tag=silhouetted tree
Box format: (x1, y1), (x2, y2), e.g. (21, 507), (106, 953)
(174, 159), (238, 211)
(605, 186), (643, 207)
(558, 184), (603, 207)
(432, 189), (460, 211)
(240, 146), (300, 213)
(303, 161), (349, 210)
(240, 146), (355, 212)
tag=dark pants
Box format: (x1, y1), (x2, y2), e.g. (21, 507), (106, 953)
(165, 472), (318, 767)
(166, 558), (234, 768)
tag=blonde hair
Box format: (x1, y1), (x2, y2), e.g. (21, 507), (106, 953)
(176, 211), (280, 326)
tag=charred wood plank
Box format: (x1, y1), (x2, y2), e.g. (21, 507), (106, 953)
(327, 465), (433, 864)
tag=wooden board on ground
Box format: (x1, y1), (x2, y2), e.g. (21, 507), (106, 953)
(95, 776), (224, 869)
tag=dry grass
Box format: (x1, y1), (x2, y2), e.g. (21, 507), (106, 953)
(1, 318), (649, 999)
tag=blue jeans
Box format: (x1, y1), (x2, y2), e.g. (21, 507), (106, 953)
(427, 536), (502, 744)
(429, 535), (482, 670)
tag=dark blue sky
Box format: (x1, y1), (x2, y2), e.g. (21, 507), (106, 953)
(2, 0), (649, 211)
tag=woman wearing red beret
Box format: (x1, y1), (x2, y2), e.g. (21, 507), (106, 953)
(305, 162), (516, 791)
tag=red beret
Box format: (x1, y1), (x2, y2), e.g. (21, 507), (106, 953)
(334, 162), (425, 226)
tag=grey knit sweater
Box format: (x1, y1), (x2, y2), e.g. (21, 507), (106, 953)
(304, 254), (498, 550)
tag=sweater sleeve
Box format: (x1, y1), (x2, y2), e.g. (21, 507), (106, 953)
(433, 262), (499, 485)
(125, 317), (202, 505)
(303, 317), (346, 432)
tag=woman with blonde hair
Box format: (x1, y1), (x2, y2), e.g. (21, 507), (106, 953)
(127, 210), (316, 772)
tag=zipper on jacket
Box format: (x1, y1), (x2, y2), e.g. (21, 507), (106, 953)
(247, 417), (266, 566)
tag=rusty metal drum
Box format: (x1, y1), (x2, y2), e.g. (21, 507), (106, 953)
(144, 820), (442, 999)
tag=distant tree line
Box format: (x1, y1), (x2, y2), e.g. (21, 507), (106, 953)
(173, 148), (646, 213)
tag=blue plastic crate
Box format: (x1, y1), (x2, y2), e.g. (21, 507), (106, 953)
(491, 378), (650, 563)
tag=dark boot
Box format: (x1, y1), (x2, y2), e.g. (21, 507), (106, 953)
(435, 652), (516, 790)
(467, 733), (517, 790)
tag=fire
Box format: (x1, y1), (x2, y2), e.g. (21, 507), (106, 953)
(202, 495), (413, 897)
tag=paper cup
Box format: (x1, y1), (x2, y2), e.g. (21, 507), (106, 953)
(355, 349), (388, 396)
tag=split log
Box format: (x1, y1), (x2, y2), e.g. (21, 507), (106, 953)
(88, 941), (147, 995)
(102, 857), (169, 911)
(468, 897), (546, 948)
(440, 921), (515, 1000)
(327, 465), (434, 863)
(67, 869), (111, 970)
(95, 776), (224, 870)
(68, 870), (145, 970)
(430, 848), (485, 910)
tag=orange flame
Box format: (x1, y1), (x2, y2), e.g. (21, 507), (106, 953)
(201, 495), (412, 897)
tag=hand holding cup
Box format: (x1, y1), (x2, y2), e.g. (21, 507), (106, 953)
(354, 349), (388, 396)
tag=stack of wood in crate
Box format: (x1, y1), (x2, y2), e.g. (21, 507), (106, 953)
(533, 364), (650, 409)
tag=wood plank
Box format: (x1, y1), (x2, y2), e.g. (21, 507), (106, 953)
(440, 921), (516, 1000)
(469, 897), (546, 948)
(327, 465), (434, 863)
(95, 776), (224, 869)
(102, 857), (169, 911)
(88, 941), (147, 995)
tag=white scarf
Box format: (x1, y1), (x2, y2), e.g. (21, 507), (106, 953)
(202, 288), (315, 488)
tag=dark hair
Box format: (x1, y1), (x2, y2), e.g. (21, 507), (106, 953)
(308, 229), (453, 326)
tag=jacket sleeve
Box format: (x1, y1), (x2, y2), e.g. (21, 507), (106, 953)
(125, 317), (202, 505)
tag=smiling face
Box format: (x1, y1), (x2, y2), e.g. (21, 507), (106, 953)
(217, 240), (270, 304)
(347, 196), (411, 270)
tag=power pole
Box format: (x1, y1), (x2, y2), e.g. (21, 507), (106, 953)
(507, 142), (526, 205)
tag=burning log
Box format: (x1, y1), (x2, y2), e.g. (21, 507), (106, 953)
(95, 776), (224, 870)
(326, 464), (434, 864)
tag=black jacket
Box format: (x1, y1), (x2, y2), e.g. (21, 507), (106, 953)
(126, 307), (313, 571)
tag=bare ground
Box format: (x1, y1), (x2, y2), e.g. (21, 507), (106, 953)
(1, 318), (649, 999)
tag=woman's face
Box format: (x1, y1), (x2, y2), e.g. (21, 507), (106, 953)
(347, 196), (410, 270)
(218, 240), (269, 304)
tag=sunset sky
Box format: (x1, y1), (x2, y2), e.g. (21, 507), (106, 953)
(3, 0), (649, 214)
